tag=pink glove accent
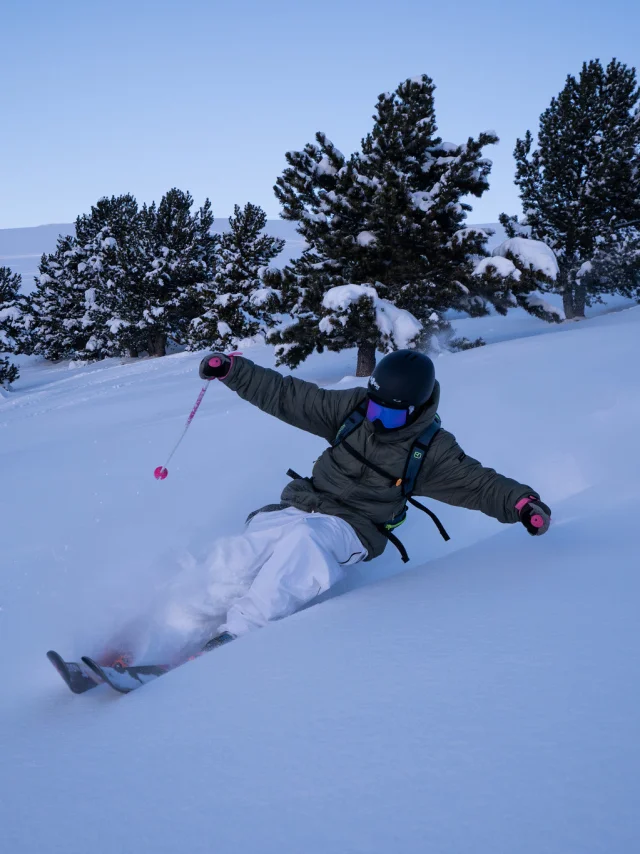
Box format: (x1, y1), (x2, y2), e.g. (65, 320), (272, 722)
(209, 351), (242, 379)
(530, 514), (545, 529)
(515, 496), (536, 513)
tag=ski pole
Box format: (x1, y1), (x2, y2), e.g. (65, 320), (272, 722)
(154, 383), (210, 480)
(153, 352), (241, 480)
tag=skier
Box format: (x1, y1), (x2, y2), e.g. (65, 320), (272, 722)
(48, 348), (553, 692)
(191, 349), (551, 649)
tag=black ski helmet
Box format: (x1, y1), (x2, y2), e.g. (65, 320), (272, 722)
(367, 350), (436, 408)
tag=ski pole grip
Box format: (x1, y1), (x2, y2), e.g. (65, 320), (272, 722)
(209, 357), (222, 368)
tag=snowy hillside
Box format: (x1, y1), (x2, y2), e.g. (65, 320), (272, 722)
(1, 303), (639, 853)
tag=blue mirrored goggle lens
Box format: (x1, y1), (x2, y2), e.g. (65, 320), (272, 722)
(366, 399), (408, 428)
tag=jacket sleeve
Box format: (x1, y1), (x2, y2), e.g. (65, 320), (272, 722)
(415, 428), (538, 524)
(221, 356), (367, 442)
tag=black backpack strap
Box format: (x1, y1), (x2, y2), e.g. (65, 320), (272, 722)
(332, 403), (368, 447)
(407, 497), (450, 542)
(401, 414), (441, 496)
(375, 524), (410, 563)
(400, 414), (450, 543)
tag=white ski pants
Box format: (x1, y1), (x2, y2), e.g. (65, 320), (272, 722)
(153, 507), (367, 656)
(220, 507), (367, 636)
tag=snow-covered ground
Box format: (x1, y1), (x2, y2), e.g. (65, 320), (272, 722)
(1, 297), (639, 852)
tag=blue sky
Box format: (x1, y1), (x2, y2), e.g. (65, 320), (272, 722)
(1, 0), (638, 229)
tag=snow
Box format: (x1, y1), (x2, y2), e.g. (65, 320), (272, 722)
(302, 210), (328, 223)
(322, 283), (378, 311)
(108, 318), (127, 334)
(315, 155), (338, 177)
(453, 226), (489, 242)
(493, 236), (559, 280)
(578, 260), (594, 278)
(356, 230), (377, 246)
(2, 231), (640, 852)
(0, 304), (20, 323)
(473, 255), (521, 280)
(374, 298), (422, 349)
(249, 286), (280, 306)
(322, 283), (422, 349)
(526, 292), (564, 317)
(410, 188), (438, 212)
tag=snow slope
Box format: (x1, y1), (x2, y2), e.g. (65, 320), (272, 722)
(1, 308), (640, 853)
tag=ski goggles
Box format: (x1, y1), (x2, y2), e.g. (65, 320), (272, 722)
(366, 398), (409, 429)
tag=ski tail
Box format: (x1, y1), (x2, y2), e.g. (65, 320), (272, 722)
(47, 650), (101, 695)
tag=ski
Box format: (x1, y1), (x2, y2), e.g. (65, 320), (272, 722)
(81, 657), (169, 694)
(46, 650), (102, 695)
(79, 632), (236, 694)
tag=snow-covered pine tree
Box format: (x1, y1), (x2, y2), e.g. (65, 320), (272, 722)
(578, 221), (640, 302)
(471, 235), (563, 322)
(82, 190), (218, 359)
(269, 75), (513, 375)
(77, 194), (148, 359)
(23, 234), (92, 360)
(141, 190), (218, 356)
(0, 266), (22, 387)
(189, 203), (284, 350)
(0, 354), (17, 388)
(501, 58), (640, 319)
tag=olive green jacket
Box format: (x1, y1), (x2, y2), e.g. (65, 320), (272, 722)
(223, 357), (537, 559)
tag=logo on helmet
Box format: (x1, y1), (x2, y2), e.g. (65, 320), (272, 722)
(369, 377), (380, 390)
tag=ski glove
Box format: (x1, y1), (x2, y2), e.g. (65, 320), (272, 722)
(199, 352), (232, 380)
(516, 496), (551, 536)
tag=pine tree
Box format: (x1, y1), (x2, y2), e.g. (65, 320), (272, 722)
(470, 235), (562, 322)
(141, 190), (219, 356)
(78, 194), (147, 359)
(269, 74), (543, 376)
(502, 58), (640, 319)
(18, 191), (219, 365)
(189, 203), (284, 350)
(81, 190), (218, 359)
(22, 197), (144, 363)
(0, 266), (21, 387)
(23, 235), (92, 360)
(578, 221), (640, 301)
